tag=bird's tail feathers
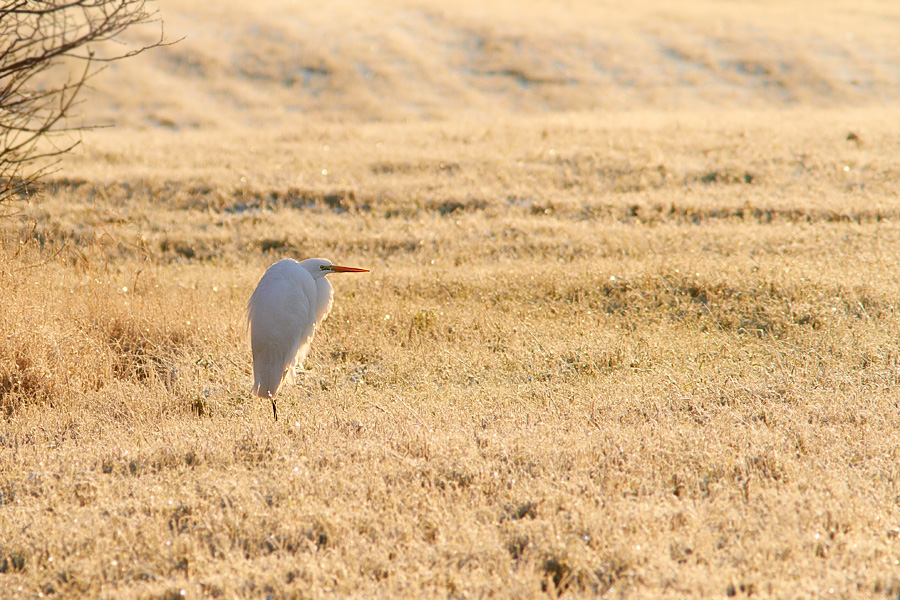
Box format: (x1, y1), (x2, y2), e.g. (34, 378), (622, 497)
(252, 358), (288, 399)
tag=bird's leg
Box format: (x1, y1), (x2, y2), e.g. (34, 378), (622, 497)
(271, 397), (278, 421)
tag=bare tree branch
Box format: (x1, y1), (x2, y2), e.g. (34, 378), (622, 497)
(1, 0), (172, 203)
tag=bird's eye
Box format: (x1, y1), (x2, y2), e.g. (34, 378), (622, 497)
(320, 265), (328, 271)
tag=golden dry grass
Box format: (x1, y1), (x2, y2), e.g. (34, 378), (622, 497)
(3, 1), (900, 598)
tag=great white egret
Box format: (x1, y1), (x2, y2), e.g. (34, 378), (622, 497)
(246, 258), (368, 419)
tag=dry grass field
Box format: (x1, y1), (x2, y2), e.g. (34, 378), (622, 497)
(3, 0), (900, 598)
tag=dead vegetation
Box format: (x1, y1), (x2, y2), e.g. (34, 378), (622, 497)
(3, 0), (900, 598)
(3, 107), (900, 597)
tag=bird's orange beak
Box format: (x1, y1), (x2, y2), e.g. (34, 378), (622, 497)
(330, 265), (369, 273)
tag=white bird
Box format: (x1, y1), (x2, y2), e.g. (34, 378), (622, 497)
(246, 258), (368, 419)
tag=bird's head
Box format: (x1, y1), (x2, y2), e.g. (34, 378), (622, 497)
(300, 258), (369, 278)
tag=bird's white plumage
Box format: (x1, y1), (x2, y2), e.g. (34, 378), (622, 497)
(246, 258), (335, 399)
(245, 257), (368, 416)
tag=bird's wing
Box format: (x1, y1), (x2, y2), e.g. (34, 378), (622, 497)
(246, 260), (316, 397)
